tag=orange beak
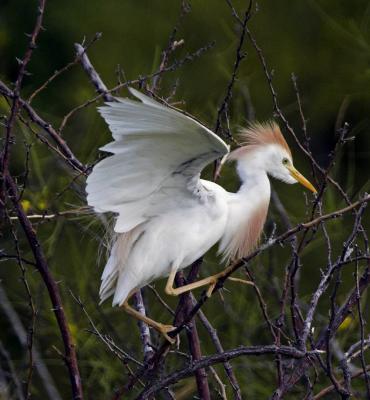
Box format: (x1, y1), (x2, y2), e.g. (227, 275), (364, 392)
(287, 165), (317, 193)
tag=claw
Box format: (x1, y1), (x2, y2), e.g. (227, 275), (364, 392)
(157, 323), (177, 344)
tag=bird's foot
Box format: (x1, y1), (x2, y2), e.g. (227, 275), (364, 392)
(157, 323), (177, 344)
(206, 272), (254, 297)
(206, 267), (232, 297)
(206, 277), (218, 297)
(228, 277), (254, 286)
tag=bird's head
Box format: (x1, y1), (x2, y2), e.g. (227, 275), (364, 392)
(228, 121), (317, 193)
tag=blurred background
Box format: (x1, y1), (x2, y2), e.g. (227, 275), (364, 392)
(1, 0), (370, 398)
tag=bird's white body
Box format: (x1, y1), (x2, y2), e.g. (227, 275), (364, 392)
(109, 180), (228, 305)
(99, 175), (271, 306)
(86, 88), (310, 307)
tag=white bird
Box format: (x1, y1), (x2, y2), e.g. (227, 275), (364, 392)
(86, 88), (316, 342)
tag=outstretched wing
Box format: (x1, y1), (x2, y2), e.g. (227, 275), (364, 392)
(86, 88), (229, 233)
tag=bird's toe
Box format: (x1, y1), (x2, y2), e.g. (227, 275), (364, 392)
(157, 323), (177, 344)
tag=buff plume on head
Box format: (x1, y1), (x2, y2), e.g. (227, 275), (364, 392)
(228, 121), (291, 160)
(226, 120), (317, 194)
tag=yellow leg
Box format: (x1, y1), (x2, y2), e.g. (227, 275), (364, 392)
(122, 290), (176, 344)
(165, 266), (254, 298)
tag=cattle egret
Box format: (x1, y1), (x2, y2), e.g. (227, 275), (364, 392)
(86, 88), (316, 342)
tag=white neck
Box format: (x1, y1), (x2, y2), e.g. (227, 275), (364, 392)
(218, 164), (271, 261)
(236, 163), (271, 201)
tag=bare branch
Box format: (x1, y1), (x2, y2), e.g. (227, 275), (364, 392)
(133, 291), (155, 363)
(5, 175), (83, 400)
(137, 345), (322, 399)
(75, 40), (115, 102)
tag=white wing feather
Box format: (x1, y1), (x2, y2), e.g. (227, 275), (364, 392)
(86, 88), (229, 233)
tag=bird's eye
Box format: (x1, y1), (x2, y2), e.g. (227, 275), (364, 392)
(282, 158), (290, 166)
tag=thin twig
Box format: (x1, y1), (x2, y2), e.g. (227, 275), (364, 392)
(58, 41), (215, 133)
(0, 80), (87, 173)
(197, 305), (242, 399)
(74, 41), (115, 102)
(355, 248), (370, 397)
(9, 207), (90, 220)
(0, 285), (62, 400)
(1, 0), (47, 189)
(313, 365), (370, 399)
(28, 33), (103, 103)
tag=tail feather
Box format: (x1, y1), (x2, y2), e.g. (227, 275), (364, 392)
(99, 224), (145, 304)
(112, 271), (138, 306)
